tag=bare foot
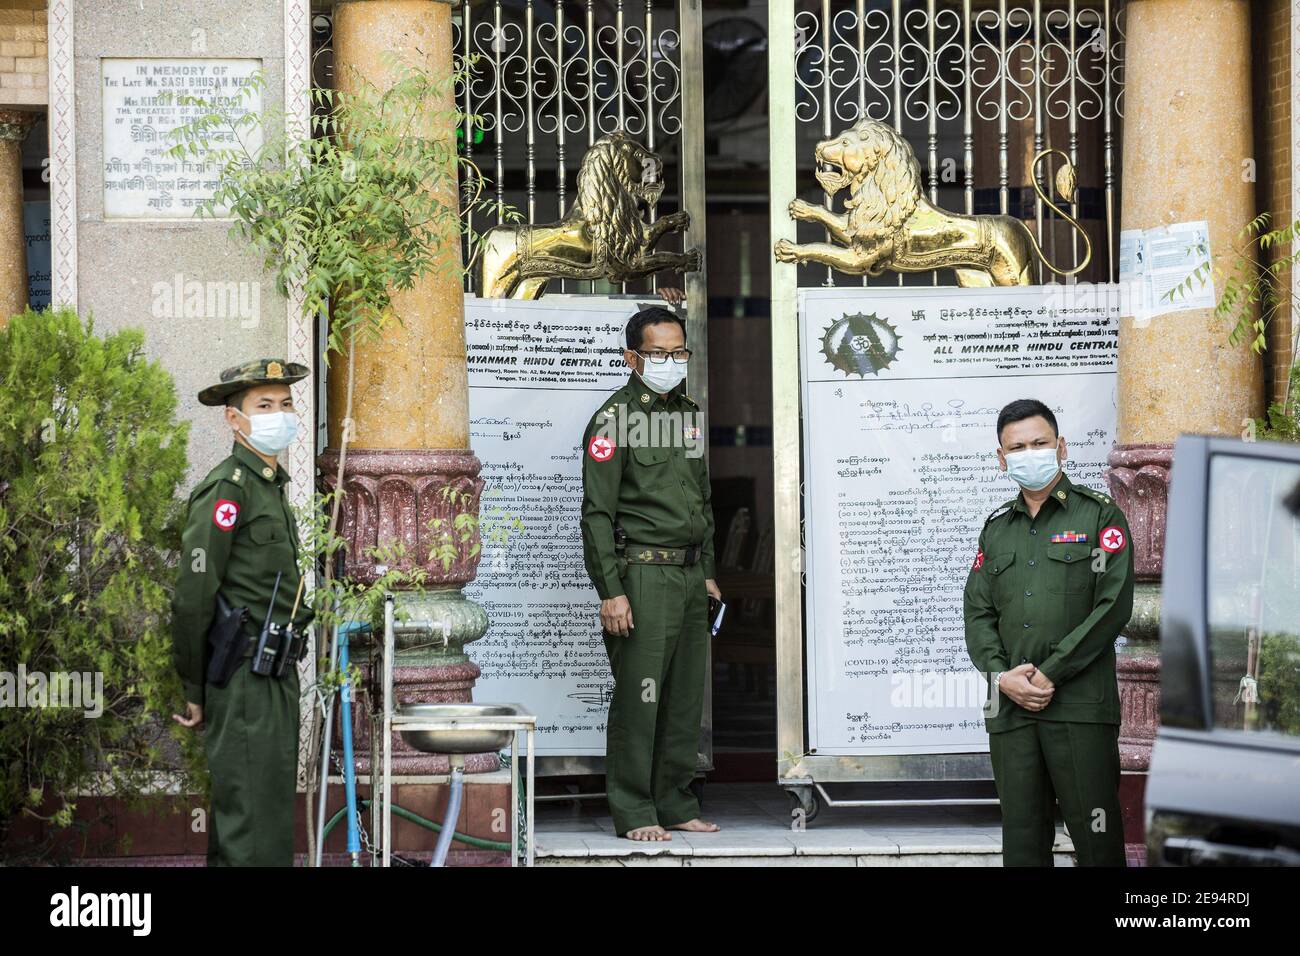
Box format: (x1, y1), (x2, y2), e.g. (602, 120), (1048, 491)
(665, 818), (720, 832)
(625, 825), (671, 841)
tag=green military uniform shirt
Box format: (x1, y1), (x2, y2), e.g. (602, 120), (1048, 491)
(963, 472), (1134, 732)
(580, 372), (716, 598)
(171, 441), (313, 706)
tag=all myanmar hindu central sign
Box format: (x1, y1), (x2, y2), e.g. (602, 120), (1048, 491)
(798, 285), (1121, 756)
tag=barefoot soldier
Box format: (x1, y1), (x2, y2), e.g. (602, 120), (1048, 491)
(580, 307), (722, 842)
(171, 359), (314, 866)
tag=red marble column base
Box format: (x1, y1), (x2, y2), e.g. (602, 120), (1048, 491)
(316, 447), (484, 586)
(1106, 442), (1174, 581)
(1118, 648), (1161, 771)
(1107, 443), (1171, 779)
(1119, 772), (1149, 849)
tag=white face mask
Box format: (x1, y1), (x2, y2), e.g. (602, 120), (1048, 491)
(636, 356), (687, 394)
(234, 408), (298, 455)
(1004, 446), (1061, 491)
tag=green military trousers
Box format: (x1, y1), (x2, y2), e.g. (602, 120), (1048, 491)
(203, 661), (301, 866)
(603, 560), (708, 835)
(989, 719), (1125, 867)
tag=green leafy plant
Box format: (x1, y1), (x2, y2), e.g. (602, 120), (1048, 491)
(167, 62), (514, 354)
(1167, 213), (1300, 441)
(0, 307), (201, 860)
(1246, 362), (1300, 444)
(1164, 213), (1289, 355)
(1256, 631), (1300, 736)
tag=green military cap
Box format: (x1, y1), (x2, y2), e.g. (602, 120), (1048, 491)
(198, 358), (310, 406)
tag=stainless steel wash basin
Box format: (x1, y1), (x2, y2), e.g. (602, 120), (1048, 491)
(395, 702), (522, 753)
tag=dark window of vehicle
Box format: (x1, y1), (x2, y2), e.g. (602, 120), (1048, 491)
(1206, 454), (1300, 738)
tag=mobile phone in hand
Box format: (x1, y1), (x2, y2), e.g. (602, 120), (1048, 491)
(708, 597), (726, 636)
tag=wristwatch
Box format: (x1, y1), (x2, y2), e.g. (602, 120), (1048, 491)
(993, 670), (1005, 691)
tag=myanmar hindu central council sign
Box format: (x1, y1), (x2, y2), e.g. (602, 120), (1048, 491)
(798, 285), (1121, 757)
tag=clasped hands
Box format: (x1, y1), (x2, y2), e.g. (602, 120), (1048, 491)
(998, 662), (1056, 712)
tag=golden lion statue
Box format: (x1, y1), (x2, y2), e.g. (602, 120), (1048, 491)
(474, 131), (701, 299)
(773, 117), (1090, 285)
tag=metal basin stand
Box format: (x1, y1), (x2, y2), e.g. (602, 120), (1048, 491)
(378, 593), (537, 867)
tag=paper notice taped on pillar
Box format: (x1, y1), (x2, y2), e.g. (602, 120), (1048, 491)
(1118, 220), (1215, 324)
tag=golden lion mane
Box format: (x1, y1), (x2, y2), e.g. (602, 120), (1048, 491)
(573, 134), (647, 266)
(840, 118), (923, 241)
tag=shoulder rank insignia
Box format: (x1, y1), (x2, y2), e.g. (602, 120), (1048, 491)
(231, 467), (242, 483)
(1074, 485), (1113, 506)
(682, 394), (699, 409)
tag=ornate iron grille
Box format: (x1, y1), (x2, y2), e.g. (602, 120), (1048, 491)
(790, 0), (1126, 287)
(453, 0), (688, 293)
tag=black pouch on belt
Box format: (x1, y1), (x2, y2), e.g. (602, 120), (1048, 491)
(614, 523), (628, 578)
(205, 592), (251, 688)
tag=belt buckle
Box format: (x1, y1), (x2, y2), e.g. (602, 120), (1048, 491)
(684, 544), (699, 566)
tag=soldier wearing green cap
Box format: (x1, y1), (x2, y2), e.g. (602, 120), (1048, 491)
(170, 358), (314, 866)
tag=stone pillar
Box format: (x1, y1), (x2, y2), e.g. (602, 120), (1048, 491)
(1108, 0), (1263, 773)
(0, 110), (37, 326)
(321, 0), (494, 773)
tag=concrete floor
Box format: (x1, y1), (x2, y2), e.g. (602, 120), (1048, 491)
(533, 781), (1111, 866)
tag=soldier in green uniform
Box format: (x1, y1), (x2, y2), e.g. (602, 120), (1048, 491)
(581, 307), (722, 842)
(964, 398), (1134, 867)
(170, 359), (314, 866)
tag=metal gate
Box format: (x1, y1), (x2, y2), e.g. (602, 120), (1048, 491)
(769, 1), (1128, 814)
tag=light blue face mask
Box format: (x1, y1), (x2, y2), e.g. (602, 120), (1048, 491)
(1004, 446), (1060, 491)
(234, 408), (298, 455)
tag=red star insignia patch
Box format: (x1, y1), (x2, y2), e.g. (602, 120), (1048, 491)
(588, 436), (615, 462)
(1099, 526), (1127, 553)
(972, 549), (984, 571)
(212, 498), (240, 530)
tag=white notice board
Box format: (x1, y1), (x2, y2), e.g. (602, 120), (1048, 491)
(464, 295), (663, 755)
(798, 286), (1120, 756)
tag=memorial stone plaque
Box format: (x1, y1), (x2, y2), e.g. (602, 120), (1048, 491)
(101, 58), (262, 219)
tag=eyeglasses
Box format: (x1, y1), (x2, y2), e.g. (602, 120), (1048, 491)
(637, 348), (692, 365)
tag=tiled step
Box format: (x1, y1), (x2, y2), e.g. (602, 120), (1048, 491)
(534, 828), (1084, 866)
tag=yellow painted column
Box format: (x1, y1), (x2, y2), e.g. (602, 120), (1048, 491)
(0, 110), (37, 326)
(1117, 0), (1262, 442)
(1108, 0), (1262, 775)
(328, 0), (467, 450)
(325, 0), (495, 777)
